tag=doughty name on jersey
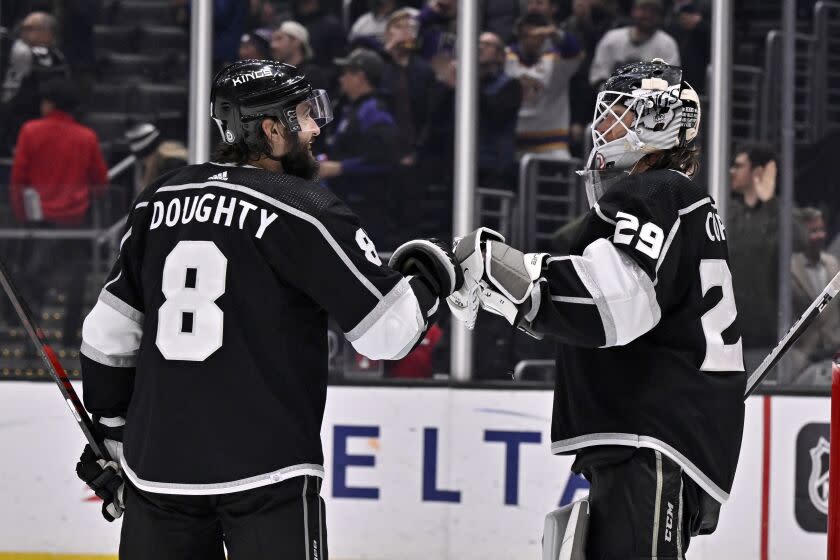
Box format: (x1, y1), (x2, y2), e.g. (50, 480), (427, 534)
(148, 193), (279, 239)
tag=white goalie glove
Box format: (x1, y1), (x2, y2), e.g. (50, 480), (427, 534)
(447, 228), (549, 337)
(446, 228), (505, 329)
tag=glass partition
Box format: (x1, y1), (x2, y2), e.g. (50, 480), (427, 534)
(1, 1), (838, 395)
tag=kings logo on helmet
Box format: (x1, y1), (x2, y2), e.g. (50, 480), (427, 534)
(232, 68), (272, 86)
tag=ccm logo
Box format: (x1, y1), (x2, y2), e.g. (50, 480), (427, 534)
(664, 501), (675, 542)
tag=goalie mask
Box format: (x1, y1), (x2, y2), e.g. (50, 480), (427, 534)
(210, 60), (333, 150)
(580, 59), (701, 206)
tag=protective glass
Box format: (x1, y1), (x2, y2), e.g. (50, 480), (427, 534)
(296, 89), (333, 132)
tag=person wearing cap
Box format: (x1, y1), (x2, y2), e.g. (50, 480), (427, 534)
(238, 29), (272, 60)
(320, 48), (401, 244)
(10, 78), (108, 345)
(589, 0), (680, 89)
(125, 122), (188, 196)
(270, 20), (332, 94)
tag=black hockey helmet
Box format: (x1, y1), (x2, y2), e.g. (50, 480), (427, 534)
(600, 59), (684, 97)
(210, 59), (332, 147)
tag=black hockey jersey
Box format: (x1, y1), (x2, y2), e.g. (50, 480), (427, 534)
(532, 169), (746, 504)
(80, 163), (434, 494)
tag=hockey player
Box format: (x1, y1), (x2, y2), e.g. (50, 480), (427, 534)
(74, 60), (459, 559)
(448, 60), (745, 559)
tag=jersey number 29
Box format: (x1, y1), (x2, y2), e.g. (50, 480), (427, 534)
(156, 241), (228, 361)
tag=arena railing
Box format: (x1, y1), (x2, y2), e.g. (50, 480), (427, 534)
(517, 155), (585, 252)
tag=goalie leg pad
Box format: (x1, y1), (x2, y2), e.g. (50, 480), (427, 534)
(542, 498), (590, 560)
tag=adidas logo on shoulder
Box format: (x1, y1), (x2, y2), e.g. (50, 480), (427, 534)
(208, 171), (228, 181)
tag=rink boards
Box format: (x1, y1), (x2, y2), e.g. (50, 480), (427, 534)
(0, 382), (830, 559)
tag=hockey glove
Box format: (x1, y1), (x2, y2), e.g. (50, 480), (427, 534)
(76, 443), (125, 522)
(478, 240), (549, 338)
(389, 239), (463, 297)
(445, 228), (505, 329)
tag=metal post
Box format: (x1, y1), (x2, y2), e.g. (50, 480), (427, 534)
(188, 2), (213, 164)
(778, 0), (795, 340)
(450, 0), (479, 382)
(707, 0), (732, 221)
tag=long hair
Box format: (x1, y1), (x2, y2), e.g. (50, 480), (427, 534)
(641, 144), (701, 177)
(211, 120), (275, 165)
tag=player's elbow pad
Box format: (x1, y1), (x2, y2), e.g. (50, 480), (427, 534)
(347, 278), (427, 360)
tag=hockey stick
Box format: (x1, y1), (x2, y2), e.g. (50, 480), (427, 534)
(0, 255), (112, 461)
(744, 268), (840, 398)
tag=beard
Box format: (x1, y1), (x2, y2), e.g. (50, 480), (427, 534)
(281, 134), (320, 181)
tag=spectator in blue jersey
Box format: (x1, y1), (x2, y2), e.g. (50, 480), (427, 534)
(320, 48), (401, 243)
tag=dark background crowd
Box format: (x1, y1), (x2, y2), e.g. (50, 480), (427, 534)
(0, 0), (838, 388)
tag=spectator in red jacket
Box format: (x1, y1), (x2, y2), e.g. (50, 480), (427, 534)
(10, 78), (108, 346)
(11, 79), (108, 226)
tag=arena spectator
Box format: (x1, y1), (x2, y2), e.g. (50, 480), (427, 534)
(0, 11), (68, 156)
(238, 29), (272, 60)
(525, 0), (562, 24)
(665, 0), (710, 93)
(726, 142), (780, 371)
(477, 32), (522, 189)
(380, 8), (435, 163)
(782, 207), (840, 385)
(270, 21), (333, 94)
(125, 122), (188, 195)
(417, 0), (457, 60)
(506, 13), (582, 159)
(561, 0), (618, 154)
(589, 0), (680, 89)
(349, 0), (400, 44)
(294, 0), (348, 68)
(9, 79), (108, 345)
(321, 48), (401, 242)
(482, 0), (521, 43)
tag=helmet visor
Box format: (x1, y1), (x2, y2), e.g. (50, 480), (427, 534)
(295, 89), (333, 132)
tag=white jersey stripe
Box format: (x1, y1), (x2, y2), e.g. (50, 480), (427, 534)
(120, 459), (324, 495)
(155, 181), (384, 299)
(550, 433), (729, 503)
(303, 475), (311, 560)
(652, 450), (663, 559)
(593, 203), (617, 225)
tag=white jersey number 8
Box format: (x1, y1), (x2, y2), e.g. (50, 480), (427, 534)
(156, 240), (228, 361)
